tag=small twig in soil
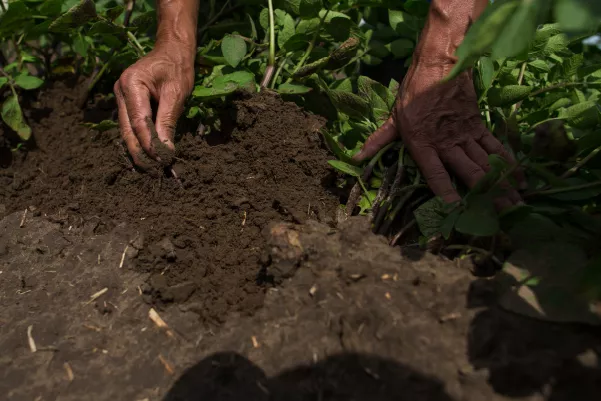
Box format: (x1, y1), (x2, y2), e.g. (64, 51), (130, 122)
(119, 245), (129, 268)
(390, 219), (416, 246)
(19, 208), (27, 228)
(148, 308), (175, 339)
(170, 167), (184, 189)
(251, 336), (260, 348)
(27, 325), (37, 353)
(85, 288), (108, 305)
(63, 362), (75, 382)
(158, 354), (175, 375)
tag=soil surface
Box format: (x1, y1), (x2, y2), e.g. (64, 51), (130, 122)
(1, 81), (339, 323)
(1, 81), (601, 401)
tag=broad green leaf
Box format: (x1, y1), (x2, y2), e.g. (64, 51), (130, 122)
(82, 120), (119, 132)
(388, 38), (414, 58)
(368, 40), (390, 59)
(562, 53), (584, 79)
(49, 0), (97, 32)
(388, 10), (418, 38)
(571, 89), (586, 104)
(357, 76), (394, 110)
(404, 0), (430, 18)
(446, 0), (519, 80)
(105, 5), (125, 21)
(479, 57), (495, 92)
(455, 194), (500, 237)
(1, 95), (31, 140)
(277, 13), (295, 49)
(213, 71), (255, 88)
(413, 197), (445, 238)
(358, 190), (377, 215)
(246, 14), (258, 40)
(578, 63), (601, 79)
(441, 209), (460, 240)
(0, 77), (8, 90)
(527, 59), (549, 73)
(554, 0), (601, 33)
(487, 85), (533, 107)
(558, 101), (601, 129)
(259, 8), (269, 31)
(328, 160), (363, 178)
(88, 20), (126, 36)
(299, 0), (322, 17)
(187, 106), (200, 118)
(529, 33), (569, 58)
(221, 35), (247, 68)
(72, 33), (89, 57)
(282, 33), (309, 52)
(327, 90), (371, 119)
(276, 83), (312, 94)
(14, 74), (44, 90)
(192, 83), (239, 99)
(490, 0), (550, 59)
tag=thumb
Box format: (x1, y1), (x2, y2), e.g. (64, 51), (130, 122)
(352, 117), (397, 163)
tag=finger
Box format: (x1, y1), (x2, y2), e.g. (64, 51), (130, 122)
(478, 132), (527, 190)
(411, 146), (460, 204)
(118, 72), (155, 158)
(442, 147), (486, 189)
(114, 82), (151, 169)
(155, 86), (184, 152)
(352, 117), (397, 162)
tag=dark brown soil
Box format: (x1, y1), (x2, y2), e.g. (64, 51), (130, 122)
(1, 81), (600, 401)
(0, 81), (339, 323)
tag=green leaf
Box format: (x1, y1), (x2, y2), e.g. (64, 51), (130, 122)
(479, 56), (495, 92)
(455, 194), (499, 237)
(368, 40), (390, 59)
(72, 33), (89, 57)
(327, 90), (371, 119)
(554, 0), (601, 33)
(88, 20), (126, 36)
(14, 74), (44, 90)
(441, 209), (460, 240)
(578, 63), (601, 79)
(529, 33), (569, 58)
(105, 5), (125, 21)
(490, 0), (550, 59)
(82, 120), (119, 132)
(388, 38), (414, 58)
(388, 10), (419, 38)
(246, 13), (258, 40)
(528, 59), (550, 73)
(414, 197), (445, 238)
(328, 160), (363, 178)
(561, 53), (584, 79)
(213, 71), (255, 88)
(277, 13), (296, 49)
(276, 83), (312, 95)
(49, 0), (97, 32)
(192, 83), (239, 100)
(558, 101), (601, 129)
(404, 0), (430, 18)
(1, 95), (31, 140)
(357, 76), (394, 110)
(487, 85), (533, 107)
(299, 0), (322, 18)
(0, 77), (8, 90)
(221, 35), (247, 68)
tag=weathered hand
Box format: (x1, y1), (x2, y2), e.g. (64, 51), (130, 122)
(114, 43), (195, 168)
(353, 61), (526, 209)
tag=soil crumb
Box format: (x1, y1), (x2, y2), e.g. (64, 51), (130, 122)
(0, 82), (339, 323)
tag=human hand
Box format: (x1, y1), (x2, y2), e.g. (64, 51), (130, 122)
(114, 43), (195, 169)
(353, 61), (526, 210)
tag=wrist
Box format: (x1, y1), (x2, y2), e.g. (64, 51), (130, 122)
(155, 0), (200, 60)
(413, 0), (489, 64)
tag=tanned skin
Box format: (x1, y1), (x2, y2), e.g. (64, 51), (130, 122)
(115, 0), (525, 206)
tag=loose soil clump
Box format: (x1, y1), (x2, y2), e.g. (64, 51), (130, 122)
(0, 81), (339, 322)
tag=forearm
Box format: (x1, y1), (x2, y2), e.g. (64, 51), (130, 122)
(155, 0), (201, 56)
(414, 0), (489, 63)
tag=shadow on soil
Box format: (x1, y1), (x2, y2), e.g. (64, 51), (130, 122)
(163, 352), (454, 401)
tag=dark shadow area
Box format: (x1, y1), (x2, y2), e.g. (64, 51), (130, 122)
(163, 352), (454, 401)
(466, 279), (601, 400)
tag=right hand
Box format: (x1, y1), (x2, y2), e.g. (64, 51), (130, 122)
(114, 42), (195, 169)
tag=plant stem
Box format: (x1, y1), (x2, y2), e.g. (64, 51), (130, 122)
(288, 11), (328, 82)
(270, 56), (288, 89)
(390, 219), (416, 246)
(0, 1), (6, 12)
(260, 0), (276, 88)
(525, 180), (601, 197)
(124, 0), (136, 27)
(561, 145), (601, 179)
(127, 31), (146, 57)
(510, 61), (527, 115)
(530, 82), (588, 97)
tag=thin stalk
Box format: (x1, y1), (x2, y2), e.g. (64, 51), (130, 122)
(561, 145), (601, 179)
(530, 82), (588, 97)
(270, 56), (288, 89)
(260, 0), (276, 88)
(390, 219), (417, 246)
(525, 180), (601, 197)
(124, 0), (136, 27)
(127, 31), (146, 57)
(510, 61), (528, 115)
(287, 11), (328, 82)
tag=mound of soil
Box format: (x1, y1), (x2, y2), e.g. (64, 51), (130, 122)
(0, 81), (339, 322)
